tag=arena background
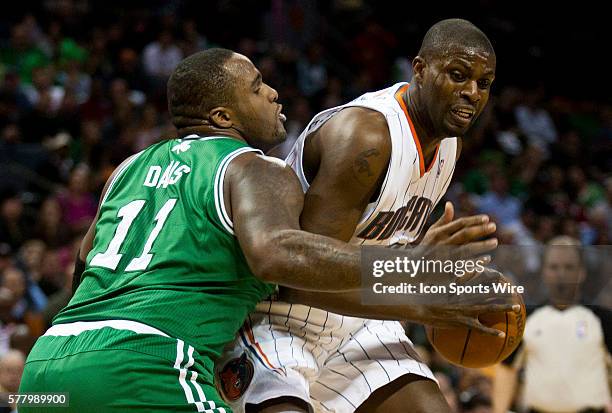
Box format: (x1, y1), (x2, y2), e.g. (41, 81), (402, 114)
(0, 1), (610, 412)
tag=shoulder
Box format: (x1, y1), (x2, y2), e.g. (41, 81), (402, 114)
(315, 107), (391, 183)
(319, 106), (390, 152)
(228, 151), (291, 174)
(225, 152), (303, 216)
(226, 152), (301, 191)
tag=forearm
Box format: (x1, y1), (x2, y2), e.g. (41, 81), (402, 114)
(259, 229), (362, 292)
(280, 287), (414, 321)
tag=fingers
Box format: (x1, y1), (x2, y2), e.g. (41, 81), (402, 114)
(430, 201), (454, 229)
(471, 303), (522, 314)
(464, 317), (507, 337)
(436, 214), (490, 236)
(446, 221), (497, 245)
(452, 239), (498, 259)
(444, 201), (454, 223)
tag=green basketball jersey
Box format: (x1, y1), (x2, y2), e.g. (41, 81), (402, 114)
(54, 135), (276, 362)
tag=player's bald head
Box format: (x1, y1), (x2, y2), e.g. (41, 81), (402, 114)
(167, 48), (237, 128)
(418, 19), (495, 61)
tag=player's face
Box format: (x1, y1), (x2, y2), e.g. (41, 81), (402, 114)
(228, 55), (287, 151)
(420, 46), (495, 137)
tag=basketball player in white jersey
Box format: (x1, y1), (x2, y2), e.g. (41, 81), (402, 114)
(219, 19), (500, 412)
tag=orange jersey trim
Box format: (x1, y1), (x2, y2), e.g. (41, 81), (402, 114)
(394, 84), (439, 176)
(242, 321), (282, 374)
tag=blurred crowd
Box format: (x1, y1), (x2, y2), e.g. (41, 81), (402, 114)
(0, 1), (610, 412)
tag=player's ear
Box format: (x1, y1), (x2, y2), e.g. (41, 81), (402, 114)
(412, 56), (426, 85)
(209, 107), (233, 129)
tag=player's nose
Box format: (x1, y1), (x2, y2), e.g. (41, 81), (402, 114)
(460, 80), (480, 104)
(267, 85), (278, 103)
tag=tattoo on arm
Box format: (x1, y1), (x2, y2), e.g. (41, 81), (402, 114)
(352, 148), (381, 185)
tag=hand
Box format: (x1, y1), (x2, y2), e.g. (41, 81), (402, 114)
(408, 268), (521, 337)
(420, 201), (498, 258)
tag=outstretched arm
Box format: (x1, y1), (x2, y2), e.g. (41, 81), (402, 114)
(228, 152), (363, 292)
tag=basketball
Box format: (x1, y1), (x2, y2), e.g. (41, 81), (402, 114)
(426, 293), (526, 368)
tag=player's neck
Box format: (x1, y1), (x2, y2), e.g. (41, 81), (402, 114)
(404, 87), (443, 159)
(176, 125), (247, 143)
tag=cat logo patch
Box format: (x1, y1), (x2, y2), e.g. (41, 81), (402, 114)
(218, 353), (254, 401)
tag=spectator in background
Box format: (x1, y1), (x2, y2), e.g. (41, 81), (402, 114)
(476, 174), (522, 227)
(16, 239), (46, 286)
(321, 75), (344, 109)
(57, 57), (91, 105)
(55, 164), (96, 236)
(142, 30), (183, 83)
(22, 65), (64, 113)
(514, 86), (558, 153)
(19, 81), (61, 143)
(297, 42), (327, 98)
(133, 104), (164, 151)
(0, 283), (15, 356)
(0, 23), (49, 85)
(0, 188), (31, 250)
(179, 19), (208, 57)
(1, 265), (46, 324)
(350, 18), (398, 87)
(0, 349), (25, 412)
(34, 196), (69, 248)
(39, 131), (74, 185)
(1, 70), (32, 116)
(567, 165), (605, 210)
(0, 243), (12, 273)
(112, 48), (147, 93)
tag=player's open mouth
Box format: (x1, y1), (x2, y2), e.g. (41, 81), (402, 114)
(451, 107), (475, 119)
(277, 105), (286, 122)
(450, 107), (474, 126)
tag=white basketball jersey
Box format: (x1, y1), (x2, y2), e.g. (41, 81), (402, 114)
(286, 82), (458, 246)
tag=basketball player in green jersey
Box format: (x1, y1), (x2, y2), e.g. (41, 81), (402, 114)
(18, 49), (514, 413)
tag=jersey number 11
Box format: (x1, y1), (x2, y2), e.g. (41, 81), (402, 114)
(90, 198), (178, 271)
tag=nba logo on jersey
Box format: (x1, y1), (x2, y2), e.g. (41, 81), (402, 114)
(576, 320), (587, 339)
(437, 158), (445, 177)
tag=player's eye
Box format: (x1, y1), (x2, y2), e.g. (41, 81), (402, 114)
(478, 79), (491, 90)
(450, 70), (466, 82)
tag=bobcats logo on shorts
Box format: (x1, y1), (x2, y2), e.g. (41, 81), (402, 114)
(218, 353), (254, 401)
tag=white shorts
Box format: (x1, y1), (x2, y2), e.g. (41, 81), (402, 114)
(216, 300), (435, 413)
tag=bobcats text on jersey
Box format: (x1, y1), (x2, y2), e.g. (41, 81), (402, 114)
(357, 195), (433, 240)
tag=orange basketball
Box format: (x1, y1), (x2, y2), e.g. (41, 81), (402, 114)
(426, 294), (526, 368)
